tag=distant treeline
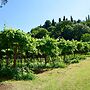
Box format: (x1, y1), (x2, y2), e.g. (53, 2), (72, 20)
(29, 15), (90, 42)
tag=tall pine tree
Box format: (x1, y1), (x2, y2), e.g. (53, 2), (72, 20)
(52, 19), (56, 26)
(70, 16), (73, 22)
(59, 18), (61, 22)
(63, 16), (66, 21)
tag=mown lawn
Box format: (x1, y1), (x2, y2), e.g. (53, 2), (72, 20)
(2, 58), (90, 90)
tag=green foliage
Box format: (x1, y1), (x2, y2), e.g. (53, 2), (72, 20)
(81, 33), (90, 42)
(43, 20), (52, 29)
(31, 27), (49, 39)
(27, 16), (90, 41)
(37, 35), (59, 57)
(14, 68), (35, 80)
(70, 16), (73, 22)
(58, 39), (76, 55)
(0, 67), (35, 80)
(52, 20), (73, 39)
(0, 19), (90, 80)
(52, 62), (66, 68)
(70, 59), (79, 64)
(61, 25), (74, 40)
(52, 19), (56, 26)
(48, 26), (56, 32)
(73, 24), (90, 40)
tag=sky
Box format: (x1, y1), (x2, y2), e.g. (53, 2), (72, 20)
(0, 0), (90, 32)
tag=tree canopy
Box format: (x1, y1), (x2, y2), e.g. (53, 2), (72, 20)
(30, 15), (90, 41)
(0, 0), (8, 7)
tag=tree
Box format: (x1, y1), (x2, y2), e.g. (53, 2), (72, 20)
(0, 31), (3, 66)
(0, 0), (8, 8)
(86, 17), (88, 21)
(52, 20), (73, 39)
(48, 26), (56, 37)
(25, 35), (37, 59)
(81, 33), (90, 42)
(85, 15), (90, 21)
(43, 20), (51, 29)
(52, 19), (56, 26)
(59, 18), (61, 22)
(13, 29), (28, 67)
(1, 28), (28, 67)
(76, 41), (84, 54)
(88, 15), (90, 20)
(31, 27), (49, 39)
(63, 16), (66, 21)
(84, 20), (90, 27)
(36, 36), (59, 66)
(1, 29), (12, 66)
(58, 39), (75, 63)
(52, 22), (62, 39)
(48, 26), (56, 32)
(73, 24), (90, 40)
(70, 16), (73, 22)
(77, 19), (81, 23)
(61, 25), (74, 40)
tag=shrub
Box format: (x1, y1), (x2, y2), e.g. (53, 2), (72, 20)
(54, 62), (66, 68)
(71, 59), (79, 64)
(46, 62), (66, 68)
(0, 67), (35, 80)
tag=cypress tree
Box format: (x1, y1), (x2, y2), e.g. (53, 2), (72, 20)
(88, 15), (90, 20)
(52, 19), (55, 26)
(63, 16), (66, 21)
(59, 18), (61, 22)
(70, 16), (73, 22)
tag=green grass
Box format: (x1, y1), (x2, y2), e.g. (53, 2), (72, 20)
(2, 57), (90, 90)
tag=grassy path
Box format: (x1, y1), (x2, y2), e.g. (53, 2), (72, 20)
(3, 58), (90, 90)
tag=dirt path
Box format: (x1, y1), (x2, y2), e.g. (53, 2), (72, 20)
(0, 83), (12, 90)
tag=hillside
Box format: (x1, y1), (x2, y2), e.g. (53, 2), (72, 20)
(1, 57), (90, 90)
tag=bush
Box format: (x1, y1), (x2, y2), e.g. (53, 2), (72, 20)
(0, 67), (15, 79)
(70, 59), (79, 64)
(0, 67), (35, 80)
(54, 62), (66, 68)
(14, 70), (35, 80)
(86, 52), (90, 55)
(46, 63), (52, 68)
(46, 62), (66, 68)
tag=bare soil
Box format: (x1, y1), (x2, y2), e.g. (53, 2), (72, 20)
(0, 83), (12, 90)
